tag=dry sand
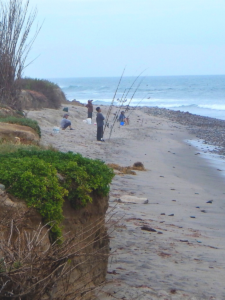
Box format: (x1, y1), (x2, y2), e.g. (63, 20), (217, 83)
(27, 105), (225, 300)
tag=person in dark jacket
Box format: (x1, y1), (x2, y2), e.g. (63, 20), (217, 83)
(96, 107), (105, 141)
(118, 111), (129, 124)
(86, 100), (93, 118)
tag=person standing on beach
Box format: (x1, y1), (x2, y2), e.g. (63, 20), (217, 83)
(86, 100), (93, 119)
(96, 107), (105, 141)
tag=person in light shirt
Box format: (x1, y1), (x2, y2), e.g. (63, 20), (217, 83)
(60, 114), (74, 130)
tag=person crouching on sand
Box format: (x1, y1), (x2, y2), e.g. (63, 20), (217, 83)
(60, 114), (74, 130)
(86, 100), (93, 119)
(119, 111), (129, 124)
(96, 107), (105, 141)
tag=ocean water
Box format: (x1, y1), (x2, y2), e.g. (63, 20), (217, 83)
(50, 75), (225, 120)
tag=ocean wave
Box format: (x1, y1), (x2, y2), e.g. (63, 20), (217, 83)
(63, 85), (83, 90)
(198, 104), (225, 111)
(149, 103), (225, 111)
(66, 97), (225, 112)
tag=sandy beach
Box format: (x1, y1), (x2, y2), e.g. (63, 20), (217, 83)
(27, 104), (225, 300)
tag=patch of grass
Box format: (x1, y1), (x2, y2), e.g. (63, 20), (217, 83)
(0, 116), (41, 137)
(107, 163), (137, 175)
(0, 142), (42, 155)
(107, 162), (146, 175)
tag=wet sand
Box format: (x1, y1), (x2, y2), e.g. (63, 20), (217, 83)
(27, 105), (225, 300)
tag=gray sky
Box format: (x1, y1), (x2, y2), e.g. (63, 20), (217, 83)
(25, 0), (225, 78)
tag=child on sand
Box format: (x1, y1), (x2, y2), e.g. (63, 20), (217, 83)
(96, 107), (105, 141)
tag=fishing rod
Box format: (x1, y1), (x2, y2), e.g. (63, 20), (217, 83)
(108, 77), (146, 140)
(104, 69), (146, 136)
(124, 76), (146, 115)
(122, 69), (147, 105)
(103, 67), (126, 133)
(109, 92), (150, 141)
(127, 93), (151, 118)
(110, 88), (127, 125)
(108, 96), (128, 140)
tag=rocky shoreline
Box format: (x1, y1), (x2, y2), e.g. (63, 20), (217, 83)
(141, 106), (225, 156)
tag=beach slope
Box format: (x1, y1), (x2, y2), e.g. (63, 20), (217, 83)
(28, 105), (225, 299)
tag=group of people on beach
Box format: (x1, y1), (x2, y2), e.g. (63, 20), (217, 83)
(60, 100), (128, 142)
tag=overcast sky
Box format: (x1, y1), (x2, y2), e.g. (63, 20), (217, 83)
(24, 0), (225, 78)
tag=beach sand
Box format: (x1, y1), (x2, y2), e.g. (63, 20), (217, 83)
(27, 105), (225, 300)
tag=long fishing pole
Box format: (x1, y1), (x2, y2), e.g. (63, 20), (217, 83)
(107, 69), (147, 140)
(103, 67), (126, 134)
(109, 70), (147, 133)
(108, 79), (145, 140)
(127, 94), (151, 118)
(109, 94), (127, 140)
(109, 92), (150, 141)
(110, 72), (146, 126)
(108, 97), (127, 140)
(124, 76), (146, 114)
(110, 88), (127, 125)
(121, 69), (147, 109)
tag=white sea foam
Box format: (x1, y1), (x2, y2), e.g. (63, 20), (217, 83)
(198, 104), (225, 111)
(186, 139), (225, 179)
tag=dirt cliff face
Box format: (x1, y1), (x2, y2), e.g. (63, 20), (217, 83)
(0, 106), (21, 117)
(0, 189), (109, 300)
(19, 90), (49, 110)
(19, 87), (67, 110)
(0, 122), (40, 144)
(62, 193), (110, 290)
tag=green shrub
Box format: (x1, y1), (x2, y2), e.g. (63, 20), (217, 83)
(0, 149), (114, 240)
(19, 78), (66, 108)
(0, 143), (42, 155)
(0, 116), (41, 137)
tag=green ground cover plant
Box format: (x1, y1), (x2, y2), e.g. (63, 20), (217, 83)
(0, 116), (41, 137)
(0, 149), (114, 240)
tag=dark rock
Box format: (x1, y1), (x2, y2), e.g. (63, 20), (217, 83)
(141, 226), (157, 232)
(206, 200), (213, 203)
(133, 162), (145, 170)
(168, 214), (174, 216)
(190, 216), (196, 218)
